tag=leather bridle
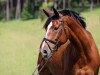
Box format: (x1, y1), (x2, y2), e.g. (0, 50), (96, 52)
(42, 16), (68, 53)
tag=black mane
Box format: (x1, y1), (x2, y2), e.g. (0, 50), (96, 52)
(44, 10), (86, 29)
(59, 10), (86, 28)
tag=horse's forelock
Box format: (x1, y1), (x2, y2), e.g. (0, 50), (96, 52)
(59, 10), (86, 29)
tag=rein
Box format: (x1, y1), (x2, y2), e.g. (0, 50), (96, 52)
(32, 16), (68, 75)
(32, 56), (52, 75)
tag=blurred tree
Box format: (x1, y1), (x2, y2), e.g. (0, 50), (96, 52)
(15, 0), (21, 19)
(0, 0), (6, 20)
(97, 0), (100, 4)
(21, 0), (30, 19)
(44, 0), (47, 3)
(10, 0), (13, 18)
(6, 0), (10, 21)
(90, 0), (94, 11)
(68, 0), (71, 9)
(81, 0), (85, 11)
(63, 0), (66, 9)
(54, 0), (58, 9)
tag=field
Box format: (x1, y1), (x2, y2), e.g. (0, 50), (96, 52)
(0, 8), (100, 75)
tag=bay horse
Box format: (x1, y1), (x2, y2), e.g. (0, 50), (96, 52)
(37, 8), (100, 75)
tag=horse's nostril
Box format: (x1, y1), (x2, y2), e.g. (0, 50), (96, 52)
(42, 50), (48, 58)
(43, 50), (47, 54)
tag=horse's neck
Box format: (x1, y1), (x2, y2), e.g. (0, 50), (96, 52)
(67, 26), (85, 55)
(62, 41), (80, 74)
(66, 16), (91, 60)
(68, 27), (88, 64)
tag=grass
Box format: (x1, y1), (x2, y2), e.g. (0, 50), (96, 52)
(0, 8), (100, 75)
(0, 19), (44, 75)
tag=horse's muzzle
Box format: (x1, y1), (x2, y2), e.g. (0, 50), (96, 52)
(42, 50), (48, 58)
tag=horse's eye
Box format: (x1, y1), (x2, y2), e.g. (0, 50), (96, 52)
(54, 27), (58, 30)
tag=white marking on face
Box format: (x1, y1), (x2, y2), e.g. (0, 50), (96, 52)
(42, 22), (52, 49)
(45, 22), (52, 38)
(41, 41), (45, 50)
(41, 22), (53, 58)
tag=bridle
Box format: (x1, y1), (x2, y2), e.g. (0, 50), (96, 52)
(43, 16), (68, 53)
(42, 13), (81, 53)
(32, 16), (69, 75)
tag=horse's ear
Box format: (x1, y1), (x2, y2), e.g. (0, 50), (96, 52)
(53, 7), (59, 18)
(43, 9), (51, 17)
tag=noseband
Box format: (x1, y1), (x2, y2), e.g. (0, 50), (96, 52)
(43, 16), (68, 53)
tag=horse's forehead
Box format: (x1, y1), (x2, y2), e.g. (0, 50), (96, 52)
(45, 22), (52, 38)
(47, 22), (52, 30)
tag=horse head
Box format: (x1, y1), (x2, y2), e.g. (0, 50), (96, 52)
(40, 8), (69, 59)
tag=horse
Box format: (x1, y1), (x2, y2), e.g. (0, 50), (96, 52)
(37, 8), (100, 75)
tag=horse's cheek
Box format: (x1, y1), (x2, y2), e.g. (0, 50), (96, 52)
(60, 32), (66, 43)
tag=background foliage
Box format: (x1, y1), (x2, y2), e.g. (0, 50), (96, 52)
(0, 0), (100, 20)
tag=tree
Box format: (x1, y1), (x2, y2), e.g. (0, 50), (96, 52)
(54, 0), (58, 9)
(90, 0), (94, 12)
(10, 0), (13, 18)
(15, 0), (21, 19)
(63, 0), (66, 9)
(6, 0), (10, 21)
(97, 0), (100, 5)
(68, 0), (71, 9)
(81, 0), (85, 11)
(44, 0), (47, 3)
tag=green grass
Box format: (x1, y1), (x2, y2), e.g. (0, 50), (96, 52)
(0, 19), (44, 75)
(0, 8), (100, 75)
